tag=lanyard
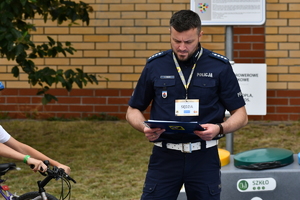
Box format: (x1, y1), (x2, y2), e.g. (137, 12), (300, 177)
(173, 47), (203, 99)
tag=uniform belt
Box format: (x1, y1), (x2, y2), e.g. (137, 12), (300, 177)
(154, 140), (218, 153)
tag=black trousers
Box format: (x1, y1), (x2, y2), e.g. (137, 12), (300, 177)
(141, 144), (221, 200)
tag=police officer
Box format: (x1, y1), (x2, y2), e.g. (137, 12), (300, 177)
(126, 10), (248, 200)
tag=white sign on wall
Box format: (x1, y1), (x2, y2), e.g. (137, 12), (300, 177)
(191, 0), (266, 25)
(231, 63), (267, 116)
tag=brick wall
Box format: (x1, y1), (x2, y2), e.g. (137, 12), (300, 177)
(0, 0), (299, 121)
(0, 88), (133, 119)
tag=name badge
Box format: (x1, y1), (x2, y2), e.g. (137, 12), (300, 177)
(175, 99), (199, 116)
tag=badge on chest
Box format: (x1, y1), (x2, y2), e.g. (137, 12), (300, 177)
(175, 99), (199, 116)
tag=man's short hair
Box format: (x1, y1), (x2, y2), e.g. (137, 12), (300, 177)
(170, 10), (201, 34)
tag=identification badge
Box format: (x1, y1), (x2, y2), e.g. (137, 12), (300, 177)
(175, 99), (199, 116)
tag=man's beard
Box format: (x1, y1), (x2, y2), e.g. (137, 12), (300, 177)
(174, 50), (192, 62)
(172, 44), (199, 62)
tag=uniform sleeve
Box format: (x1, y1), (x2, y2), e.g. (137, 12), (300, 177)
(219, 63), (245, 112)
(128, 65), (155, 111)
(0, 125), (11, 143)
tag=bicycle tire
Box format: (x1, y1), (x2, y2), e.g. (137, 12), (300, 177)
(17, 191), (58, 200)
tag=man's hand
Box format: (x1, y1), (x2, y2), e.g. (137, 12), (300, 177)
(144, 127), (165, 141)
(193, 124), (220, 141)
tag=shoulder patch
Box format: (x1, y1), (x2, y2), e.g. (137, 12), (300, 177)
(147, 51), (167, 63)
(209, 52), (230, 63)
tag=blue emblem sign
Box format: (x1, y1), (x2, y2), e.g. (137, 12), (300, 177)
(0, 82), (4, 91)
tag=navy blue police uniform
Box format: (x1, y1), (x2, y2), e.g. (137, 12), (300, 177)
(128, 45), (245, 200)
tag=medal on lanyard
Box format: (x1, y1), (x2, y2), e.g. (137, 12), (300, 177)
(174, 48), (203, 116)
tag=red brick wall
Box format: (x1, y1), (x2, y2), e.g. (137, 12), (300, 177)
(0, 89), (133, 119)
(262, 90), (300, 121)
(234, 26), (265, 63)
(1, 88), (299, 121)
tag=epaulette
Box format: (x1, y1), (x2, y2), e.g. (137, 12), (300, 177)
(209, 52), (230, 63)
(147, 51), (167, 63)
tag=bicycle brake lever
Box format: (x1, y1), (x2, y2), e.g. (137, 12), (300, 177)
(65, 174), (76, 183)
(57, 168), (76, 183)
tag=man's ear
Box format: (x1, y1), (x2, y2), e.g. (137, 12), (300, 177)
(199, 31), (203, 39)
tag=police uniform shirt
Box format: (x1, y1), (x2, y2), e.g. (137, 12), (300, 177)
(128, 46), (245, 143)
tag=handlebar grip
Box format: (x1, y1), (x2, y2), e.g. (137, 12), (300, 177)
(43, 160), (50, 166)
(30, 161), (48, 176)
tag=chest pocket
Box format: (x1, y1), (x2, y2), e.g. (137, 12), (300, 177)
(154, 79), (176, 103)
(191, 78), (218, 103)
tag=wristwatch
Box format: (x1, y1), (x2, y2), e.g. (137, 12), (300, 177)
(216, 123), (224, 138)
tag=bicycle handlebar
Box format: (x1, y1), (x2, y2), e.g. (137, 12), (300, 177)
(30, 160), (76, 200)
(30, 160), (76, 183)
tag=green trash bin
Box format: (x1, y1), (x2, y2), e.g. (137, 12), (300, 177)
(234, 147), (294, 170)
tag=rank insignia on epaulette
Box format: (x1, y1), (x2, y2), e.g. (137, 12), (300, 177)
(147, 51), (167, 63)
(209, 52), (229, 63)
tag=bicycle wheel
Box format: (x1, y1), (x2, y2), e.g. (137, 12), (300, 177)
(17, 191), (58, 200)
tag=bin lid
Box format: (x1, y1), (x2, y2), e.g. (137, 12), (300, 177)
(218, 148), (230, 167)
(234, 148), (294, 170)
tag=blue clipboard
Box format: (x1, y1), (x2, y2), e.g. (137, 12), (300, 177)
(144, 120), (205, 134)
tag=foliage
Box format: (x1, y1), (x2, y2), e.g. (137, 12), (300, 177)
(0, 0), (98, 104)
(0, 112), (10, 120)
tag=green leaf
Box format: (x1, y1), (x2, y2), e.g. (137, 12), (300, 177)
(42, 93), (58, 105)
(65, 48), (74, 55)
(56, 75), (66, 85)
(76, 68), (83, 73)
(15, 44), (24, 56)
(41, 44), (49, 50)
(65, 81), (72, 91)
(20, 0), (27, 6)
(11, 66), (20, 77)
(6, 40), (14, 51)
(45, 76), (54, 86)
(75, 79), (83, 88)
(37, 90), (44, 95)
(5, 0), (13, 4)
(37, 49), (45, 58)
(56, 69), (63, 75)
(0, 27), (7, 33)
(42, 97), (47, 105)
(47, 36), (55, 46)
(10, 28), (22, 39)
(64, 69), (74, 79)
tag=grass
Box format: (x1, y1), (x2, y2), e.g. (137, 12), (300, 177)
(1, 120), (300, 199)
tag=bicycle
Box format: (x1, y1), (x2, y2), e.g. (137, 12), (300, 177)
(0, 161), (76, 200)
